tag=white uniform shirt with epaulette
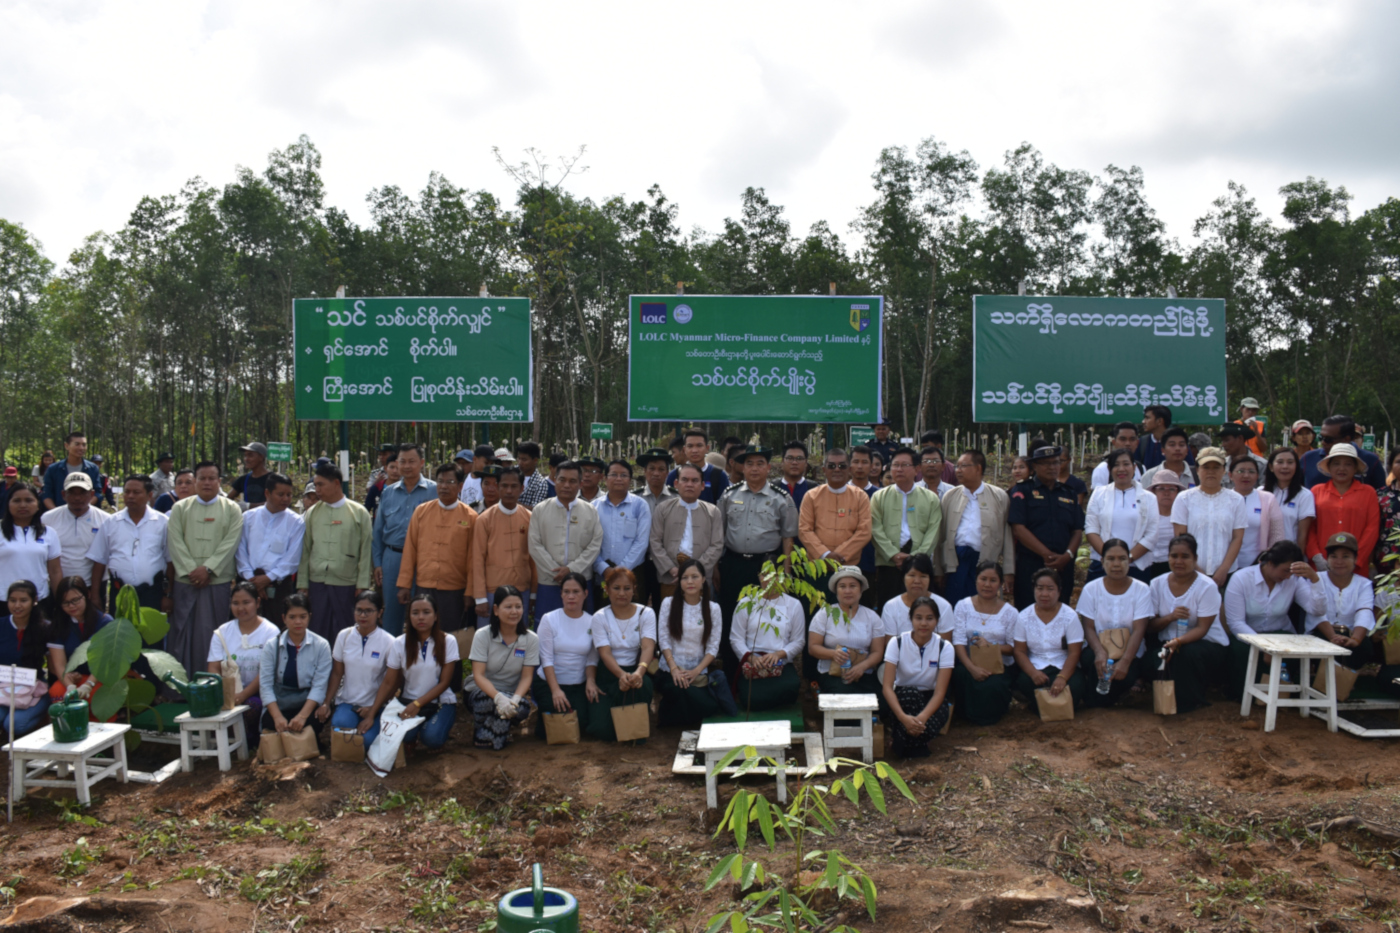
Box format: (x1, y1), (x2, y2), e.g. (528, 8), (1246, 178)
(717, 481), (799, 556)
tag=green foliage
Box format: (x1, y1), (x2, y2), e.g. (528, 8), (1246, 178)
(72, 592), (183, 746)
(0, 874), (22, 905)
(238, 851), (326, 905)
(127, 818), (201, 862)
(703, 753), (914, 932)
(57, 838), (105, 879)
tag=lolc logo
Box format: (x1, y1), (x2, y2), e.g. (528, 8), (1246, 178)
(639, 302), (667, 324)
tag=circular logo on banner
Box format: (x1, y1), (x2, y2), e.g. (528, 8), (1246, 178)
(673, 304), (693, 324)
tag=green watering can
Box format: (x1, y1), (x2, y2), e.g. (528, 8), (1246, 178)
(162, 671), (223, 718)
(497, 864), (578, 933)
(51, 687), (90, 743)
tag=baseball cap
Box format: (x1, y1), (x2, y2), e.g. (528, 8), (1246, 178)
(2, 466), (17, 479)
(493, 448), (516, 463)
(1325, 532), (1359, 554)
(64, 472), (94, 491)
(304, 482), (317, 496)
(156, 451), (175, 463)
(1187, 432), (1211, 448)
(454, 449), (474, 462)
(240, 442), (268, 457)
(91, 455), (104, 464)
(1291, 419), (1314, 434)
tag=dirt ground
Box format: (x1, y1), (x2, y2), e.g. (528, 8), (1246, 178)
(4, 692), (1400, 933)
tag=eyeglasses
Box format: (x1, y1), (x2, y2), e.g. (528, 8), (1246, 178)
(823, 463), (848, 470)
(782, 456), (807, 463)
(61, 596), (86, 608)
(353, 606), (377, 615)
(607, 473), (631, 481)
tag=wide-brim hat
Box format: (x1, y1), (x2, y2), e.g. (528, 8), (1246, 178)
(1195, 447), (1228, 467)
(1027, 445), (1062, 462)
(636, 447), (673, 467)
(1290, 420), (1314, 434)
(704, 451), (728, 470)
(493, 448), (516, 463)
(736, 444), (773, 462)
(1319, 443), (1361, 472)
(378, 443), (398, 453)
(1240, 397), (1261, 409)
(478, 465), (504, 479)
(1147, 469), (1186, 490)
(827, 565), (869, 594)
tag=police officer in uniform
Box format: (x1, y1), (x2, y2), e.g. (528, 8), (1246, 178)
(867, 418), (899, 470)
(635, 448), (676, 612)
(716, 445), (798, 662)
(1008, 442), (1084, 610)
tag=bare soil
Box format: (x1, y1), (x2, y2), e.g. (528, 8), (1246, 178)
(5, 693), (1400, 933)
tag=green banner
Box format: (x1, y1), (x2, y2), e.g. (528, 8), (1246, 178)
(265, 442), (292, 462)
(972, 295), (1227, 425)
(590, 423), (613, 440)
(293, 297), (533, 422)
(627, 295), (883, 423)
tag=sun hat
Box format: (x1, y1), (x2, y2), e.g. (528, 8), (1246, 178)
(1195, 447), (1228, 467)
(1319, 443), (1361, 471)
(1240, 397), (1261, 409)
(704, 451), (728, 470)
(827, 565), (870, 594)
(493, 448), (516, 463)
(1147, 469), (1186, 490)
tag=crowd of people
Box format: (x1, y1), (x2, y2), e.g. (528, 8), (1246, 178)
(1, 403), (1397, 764)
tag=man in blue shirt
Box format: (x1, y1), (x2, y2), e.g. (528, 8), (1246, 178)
(592, 459), (651, 604)
(778, 440), (816, 510)
(370, 444), (435, 635)
(1302, 415), (1386, 489)
(42, 431), (102, 510)
(666, 429), (727, 506)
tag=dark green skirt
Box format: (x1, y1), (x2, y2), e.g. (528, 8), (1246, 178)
(952, 664), (1013, 726)
(530, 678), (592, 737)
(585, 665), (654, 741)
(737, 663), (800, 711)
(1078, 645), (1143, 708)
(656, 669), (724, 727)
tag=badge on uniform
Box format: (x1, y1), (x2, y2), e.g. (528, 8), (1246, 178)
(371, 651), (380, 659)
(514, 647), (526, 657)
(459, 520), (471, 526)
(331, 520), (343, 526)
(203, 517), (217, 522)
(1031, 491), (1043, 499)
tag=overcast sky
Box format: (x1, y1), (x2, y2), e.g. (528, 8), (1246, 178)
(2, 0), (1396, 267)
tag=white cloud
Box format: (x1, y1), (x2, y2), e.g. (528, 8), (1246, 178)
(0, 0), (1395, 264)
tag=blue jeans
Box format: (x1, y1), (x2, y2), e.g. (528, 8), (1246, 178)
(4, 696), (52, 738)
(403, 701), (457, 748)
(380, 548), (406, 636)
(331, 702), (381, 749)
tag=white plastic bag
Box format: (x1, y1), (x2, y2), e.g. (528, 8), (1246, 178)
(366, 698), (425, 778)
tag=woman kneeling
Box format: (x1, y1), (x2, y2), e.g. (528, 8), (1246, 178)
(656, 559), (724, 727)
(880, 597), (954, 758)
(1076, 539), (1151, 706)
(730, 575), (804, 711)
(587, 568), (657, 741)
(808, 567), (886, 695)
(1012, 569), (1086, 707)
(467, 586), (538, 749)
(372, 593), (459, 749)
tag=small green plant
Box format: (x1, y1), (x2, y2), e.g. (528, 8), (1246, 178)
(410, 877), (460, 921)
(55, 797), (102, 828)
(0, 874), (23, 904)
(212, 816), (319, 844)
(239, 852), (326, 906)
(378, 789), (424, 812)
(57, 838), (105, 879)
(703, 752), (914, 932)
(127, 818), (201, 862)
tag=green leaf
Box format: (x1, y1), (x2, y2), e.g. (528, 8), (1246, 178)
(134, 608), (170, 646)
(739, 858), (759, 891)
(865, 772), (887, 814)
(713, 745), (746, 775)
(89, 679), (129, 721)
(706, 854), (739, 890)
(730, 914), (749, 933)
(860, 874), (878, 920)
(140, 650), (187, 685)
(703, 910), (734, 933)
(755, 794), (776, 850)
(777, 888), (795, 933)
(114, 585), (140, 623)
(841, 777), (858, 805)
(836, 874), (849, 898)
(716, 789), (745, 841)
(823, 850), (839, 889)
(125, 677), (157, 710)
(88, 619), (142, 685)
(66, 639), (91, 672)
(877, 763), (916, 802)
(733, 796), (748, 851)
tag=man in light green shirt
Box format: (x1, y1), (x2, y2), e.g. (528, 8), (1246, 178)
(167, 461), (245, 681)
(869, 447), (942, 606)
(297, 463), (373, 641)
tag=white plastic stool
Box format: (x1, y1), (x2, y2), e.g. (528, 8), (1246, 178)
(175, 706), (249, 772)
(1238, 633), (1351, 732)
(6, 722), (130, 806)
(818, 693), (879, 763)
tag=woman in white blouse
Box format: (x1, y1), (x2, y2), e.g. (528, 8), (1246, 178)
(1227, 456), (1284, 572)
(881, 554), (952, 641)
(1144, 470), (1185, 579)
(1076, 539), (1152, 706)
(0, 486), (61, 604)
(587, 567), (657, 740)
(1170, 447), (1246, 588)
(1263, 449), (1315, 549)
(1084, 450), (1157, 584)
(880, 597), (955, 758)
(532, 572), (600, 735)
(729, 574), (805, 711)
(372, 593), (458, 749)
(808, 566), (887, 695)
(209, 581), (281, 750)
(1304, 532), (1375, 670)
(657, 558), (724, 726)
(1011, 568), (1085, 705)
(950, 562), (1019, 725)
(1223, 540), (1323, 695)
(1148, 533), (1230, 713)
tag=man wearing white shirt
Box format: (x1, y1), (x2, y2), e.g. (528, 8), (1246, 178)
(527, 461), (603, 619)
(938, 450), (1015, 604)
(87, 474), (171, 613)
(236, 473), (304, 627)
(43, 472), (109, 593)
(1089, 422), (1144, 492)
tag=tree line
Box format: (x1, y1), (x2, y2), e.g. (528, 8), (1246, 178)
(1, 135), (1396, 477)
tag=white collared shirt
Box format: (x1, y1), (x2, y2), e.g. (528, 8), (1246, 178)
(592, 604), (657, 668)
(883, 631), (955, 690)
(86, 507), (169, 588)
(1149, 571), (1228, 646)
(1012, 604), (1083, 670)
(1305, 574), (1376, 634)
(656, 598), (723, 672)
(331, 625), (396, 707)
(955, 483), (984, 549)
(1222, 565), (1326, 636)
(42, 505), (109, 583)
(235, 506), (304, 584)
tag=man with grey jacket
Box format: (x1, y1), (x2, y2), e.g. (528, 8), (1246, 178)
(938, 450), (1015, 604)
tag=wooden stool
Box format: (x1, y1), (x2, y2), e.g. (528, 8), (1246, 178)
(175, 706), (250, 772)
(6, 722), (130, 806)
(818, 693), (879, 763)
(695, 721), (791, 809)
(1238, 633), (1351, 732)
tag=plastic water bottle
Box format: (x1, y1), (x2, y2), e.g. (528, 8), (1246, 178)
(1097, 658), (1115, 695)
(841, 647), (853, 671)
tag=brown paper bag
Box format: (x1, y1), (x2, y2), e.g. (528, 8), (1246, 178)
(1312, 661), (1358, 702)
(1153, 679), (1177, 715)
(968, 642), (1003, 672)
(543, 710), (580, 745)
(282, 727), (320, 761)
(1034, 687), (1074, 722)
(330, 728), (366, 762)
(940, 702), (954, 735)
(1100, 627), (1131, 661)
(221, 674), (238, 711)
(872, 722), (885, 759)
(258, 732), (286, 763)
(611, 702), (650, 742)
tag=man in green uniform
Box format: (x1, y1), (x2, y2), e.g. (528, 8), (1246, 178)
(297, 462), (374, 641)
(167, 461), (244, 681)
